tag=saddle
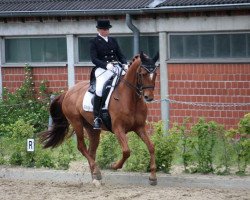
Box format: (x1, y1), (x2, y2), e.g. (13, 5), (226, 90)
(87, 64), (123, 131)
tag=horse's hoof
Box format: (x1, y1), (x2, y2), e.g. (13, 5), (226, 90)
(92, 172), (102, 180)
(92, 179), (101, 187)
(108, 162), (117, 170)
(149, 178), (157, 186)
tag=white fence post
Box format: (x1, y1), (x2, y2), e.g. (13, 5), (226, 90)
(48, 94), (56, 130)
(159, 32), (169, 135)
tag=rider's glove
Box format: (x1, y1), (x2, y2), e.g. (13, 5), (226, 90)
(122, 64), (129, 70)
(106, 63), (114, 71)
(121, 64), (128, 75)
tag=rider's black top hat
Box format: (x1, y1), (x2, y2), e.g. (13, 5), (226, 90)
(96, 19), (112, 29)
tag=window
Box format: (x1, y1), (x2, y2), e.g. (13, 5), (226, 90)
(116, 36), (133, 60)
(140, 36), (159, 59)
(184, 35), (199, 58)
(78, 37), (91, 62)
(78, 35), (159, 62)
(170, 33), (250, 60)
(215, 34), (230, 58)
(200, 35), (214, 58)
(5, 37), (67, 63)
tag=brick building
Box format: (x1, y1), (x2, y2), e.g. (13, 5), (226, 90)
(0, 0), (250, 130)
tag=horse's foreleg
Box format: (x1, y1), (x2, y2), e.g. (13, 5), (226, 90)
(71, 121), (102, 180)
(111, 129), (130, 170)
(136, 127), (157, 186)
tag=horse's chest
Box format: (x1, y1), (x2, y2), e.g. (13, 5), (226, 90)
(133, 105), (147, 122)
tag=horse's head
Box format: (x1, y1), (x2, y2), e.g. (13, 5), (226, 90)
(137, 51), (159, 102)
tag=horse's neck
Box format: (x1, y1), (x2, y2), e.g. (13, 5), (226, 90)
(120, 58), (141, 102)
(124, 58), (140, 85)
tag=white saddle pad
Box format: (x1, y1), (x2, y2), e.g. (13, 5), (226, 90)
(83, 66), (123, 112)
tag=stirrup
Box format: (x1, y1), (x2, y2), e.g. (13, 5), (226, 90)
(93, 117), (102, 129)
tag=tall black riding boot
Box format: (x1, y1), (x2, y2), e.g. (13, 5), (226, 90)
(93, 94), (102, 129)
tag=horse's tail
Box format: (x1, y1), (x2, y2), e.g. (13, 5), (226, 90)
(40, 92), (69, 148)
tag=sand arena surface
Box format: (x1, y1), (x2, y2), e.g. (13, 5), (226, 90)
(0, 162), (249, 200)
(1, 178), (250, 200)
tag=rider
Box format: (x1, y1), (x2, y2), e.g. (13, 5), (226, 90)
(90, 19), (127, 129)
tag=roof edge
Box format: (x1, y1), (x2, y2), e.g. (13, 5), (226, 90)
(0, 3), (250, 18)
(0, 9), (143, 18)
(144, 3), (250, 13)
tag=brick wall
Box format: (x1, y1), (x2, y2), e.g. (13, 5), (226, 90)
(2, 64), (249, 130)
(2, 67), (25, 91)
(168, 63), (250, 129)
(2, 66), (68, 93)
(75, 66), (92, 84)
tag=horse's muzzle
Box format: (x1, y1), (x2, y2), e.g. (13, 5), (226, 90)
(144, 95), (154, 102)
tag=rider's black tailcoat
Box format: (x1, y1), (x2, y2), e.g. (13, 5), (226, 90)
(90, 35), (127, 69)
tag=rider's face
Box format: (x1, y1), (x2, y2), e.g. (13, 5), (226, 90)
(98, 28), (110, 37)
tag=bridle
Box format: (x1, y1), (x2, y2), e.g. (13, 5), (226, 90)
(112, 52), (159, 100)
(122, 65), (157, 97)
(137, 66), (156, 90)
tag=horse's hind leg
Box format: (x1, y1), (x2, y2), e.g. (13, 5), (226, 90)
(135, 126), (157, 186)
(70, 120), (102, 180)
(85, 126), (100, 161)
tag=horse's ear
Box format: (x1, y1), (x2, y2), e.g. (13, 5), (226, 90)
(140, 51), (146, 61)
(153, 52), (159, 63)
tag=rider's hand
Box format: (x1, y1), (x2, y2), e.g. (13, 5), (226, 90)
(106, 63), (114, 71)
(121, 64), (128, 75)
(122, 64), (129, 70)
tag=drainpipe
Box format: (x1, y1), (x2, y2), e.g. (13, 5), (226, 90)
(0, 66), (2, 99)
(126, 14), (140, 55)
(0, 37), (3, 98)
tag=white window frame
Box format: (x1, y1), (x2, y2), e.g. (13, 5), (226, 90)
(168, 32), (250, 63)
(2, 36), (68, 67)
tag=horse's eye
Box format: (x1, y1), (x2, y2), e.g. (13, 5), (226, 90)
(139, 72), (147, 76)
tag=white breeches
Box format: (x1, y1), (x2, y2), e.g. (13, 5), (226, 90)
(95, 68), (114, 97)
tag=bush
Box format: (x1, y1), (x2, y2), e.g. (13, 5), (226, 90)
(190, 119), (222, 174)
(170, 118), (197, 173)
(124, 132), (150, 172)
(152, 122), (179, 173)
(213, 129), (233, 175)
(225, 114), (250, 175)
(56, 139), (78, 169)
(4, 119), (35, 166)
(0, 114), (78, 169)
(238, 113), (250, 135)
(34, 148), (55, 168)
(0, 65), (50, 133)
(96, 132), (121, 169)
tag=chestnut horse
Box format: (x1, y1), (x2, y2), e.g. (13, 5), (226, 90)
(40, 52), (159, 185)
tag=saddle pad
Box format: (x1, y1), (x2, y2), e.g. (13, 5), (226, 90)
(82, 68), (121, 112)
